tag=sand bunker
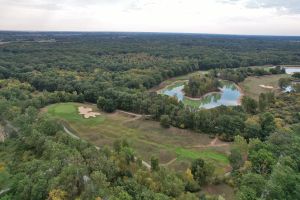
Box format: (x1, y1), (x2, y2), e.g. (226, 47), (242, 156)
(78, 106), (101, 119)
(259, 85), (274, 89)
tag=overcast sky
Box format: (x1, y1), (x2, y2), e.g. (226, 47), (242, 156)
(0, 0), (300, 36)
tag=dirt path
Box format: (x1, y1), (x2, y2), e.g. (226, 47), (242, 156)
(0, 188), (10, 196)
(0, 133), (4, 142)
(0, 126), (5, 142)
(63, 126), (80, 140)
(122, 114), (143, 124)
(192, 137), (229, 148)
(62, 125), (150, 169)
(117, 110), (151, 124)
(117, 110), (151, 118)
(161, 158), (177, 166)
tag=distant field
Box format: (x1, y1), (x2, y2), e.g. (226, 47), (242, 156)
(239, 74), (289, 100)
(44, 102), (230, 174)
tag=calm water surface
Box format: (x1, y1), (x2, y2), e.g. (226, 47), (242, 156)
(285, 67), (300, 74)
(159, 81), (242, 109)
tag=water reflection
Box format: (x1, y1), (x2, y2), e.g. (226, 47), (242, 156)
(285, 67), (300, 75)
(159, 80), (242, 109)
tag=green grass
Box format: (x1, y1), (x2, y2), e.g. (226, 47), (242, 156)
(44, 102), (230, 174)
(175, 147), (229, 164)
(239, 74), (290, 100)
(183, 98), (202, 108)
(47, 103), (105, 126)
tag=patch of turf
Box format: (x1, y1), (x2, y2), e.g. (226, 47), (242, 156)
(175, 147), (229, 164)
(47, 103), (105, 126)
(239, 74), (290, 100)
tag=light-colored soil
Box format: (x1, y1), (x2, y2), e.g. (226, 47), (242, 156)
(0, 133), (4, 142)
(0, 125), (6, 142)
(192, 137), (230, 148)
(259, 84), (274, 89)
(161, 158), (177, 166)
(78, 106), (101, 118)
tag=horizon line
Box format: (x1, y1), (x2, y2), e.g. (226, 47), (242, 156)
(0, 29), (300, 37)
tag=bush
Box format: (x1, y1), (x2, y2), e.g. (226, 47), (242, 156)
(160, 115), (171, 128)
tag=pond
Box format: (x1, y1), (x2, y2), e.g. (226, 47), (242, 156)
(158, 80), (242, 109)
(285, 67), (300, 74)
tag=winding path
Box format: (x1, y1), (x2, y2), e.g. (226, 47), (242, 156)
(62, 125), (151, 170)
(0, 188), (10, 196)
(161, 158), (177, 166)
(192, 137), (229, 148)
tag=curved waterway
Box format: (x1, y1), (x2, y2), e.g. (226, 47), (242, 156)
(158, 80), (242, 109)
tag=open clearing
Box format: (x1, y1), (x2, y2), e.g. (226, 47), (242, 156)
(44, 102), (231, 174)
(239, 74), (289, 100)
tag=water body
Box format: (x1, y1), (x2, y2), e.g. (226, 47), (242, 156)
(285, 67), (300, 74)
(158, 80), (242, 109)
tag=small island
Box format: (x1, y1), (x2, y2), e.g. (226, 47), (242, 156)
(183, 75), (221, 98)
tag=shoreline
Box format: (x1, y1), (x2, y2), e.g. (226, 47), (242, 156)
(235, 83), (244, 105)
(157, 79), (245, 105)
(156, 80), (188, 94)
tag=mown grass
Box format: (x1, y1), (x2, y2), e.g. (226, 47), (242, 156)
(44, 102), (230, 174)
(47, 103), (105, 126)
(239, 74), (289, 100)
(175, 148), (229, 164)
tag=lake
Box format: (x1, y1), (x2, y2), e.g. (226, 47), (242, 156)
(285, 67), (300, 74)
(158, 80), (242, 109)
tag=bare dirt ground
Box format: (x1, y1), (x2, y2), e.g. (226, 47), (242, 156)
(78, 106), (101, 118)
(116, 110), (151, 123)
(0, 133), (4, 142)
(0, 126), (5, 142)
(161, 158), (178, 166)
(192, 137), (230, 148)
(259, 84), (274, 89)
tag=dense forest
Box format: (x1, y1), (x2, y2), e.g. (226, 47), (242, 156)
(0, 32), (300, 199)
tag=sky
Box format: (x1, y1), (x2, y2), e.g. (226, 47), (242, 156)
(0, 0), (300, 36)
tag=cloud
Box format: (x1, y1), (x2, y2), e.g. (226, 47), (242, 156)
(246, 0), (300, 14)
(0, 0), (300, 35)
(0, 0), (122, 11)
(220, 0), (300, 14)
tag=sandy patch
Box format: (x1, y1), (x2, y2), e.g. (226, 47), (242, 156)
(78, 106), (101, 119)
(192, 137), (230, 148)
(259, 84), (274, 89)
(0, 126), (5, 142)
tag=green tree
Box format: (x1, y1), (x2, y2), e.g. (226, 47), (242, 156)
(244, 119), (261, 139)
(260, 112), (275, 140)
(151, 156), (159, 171)
(97, 96), (117, 113)
(249, 149), (275, 175)
(191, 158), (214, 185)
(258, 93), (267, 112)
(278, 77), (291, 89)
(242, 97), (258, 114)
(229, 148), (244, 171)
(160, 115), (171, 128)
